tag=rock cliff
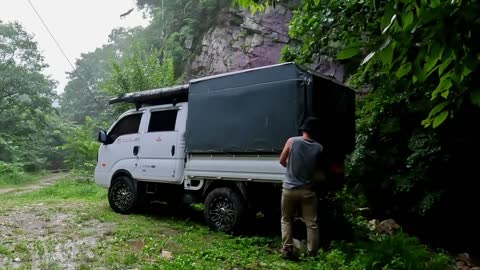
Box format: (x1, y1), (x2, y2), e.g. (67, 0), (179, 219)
(190, 5), (292, 77)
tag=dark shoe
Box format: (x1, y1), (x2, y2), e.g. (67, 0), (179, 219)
(280, 248), (298, 260)
(279, 247), (294, 259)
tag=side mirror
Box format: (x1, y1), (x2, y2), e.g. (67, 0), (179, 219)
(98, 131), (109, 144)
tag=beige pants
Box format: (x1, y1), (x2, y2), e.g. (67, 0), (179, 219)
(281, 188), (319, 254)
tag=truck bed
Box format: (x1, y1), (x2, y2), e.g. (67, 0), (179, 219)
(185, 154), (285, 184)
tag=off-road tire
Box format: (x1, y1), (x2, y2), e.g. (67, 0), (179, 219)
(204, 187), (246, 233)
(108, 176), (138, 214)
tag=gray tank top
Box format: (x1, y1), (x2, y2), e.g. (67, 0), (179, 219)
(283, 136), (323, 189)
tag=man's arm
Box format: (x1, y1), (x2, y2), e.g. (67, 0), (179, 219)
(279, 138), (293, 168)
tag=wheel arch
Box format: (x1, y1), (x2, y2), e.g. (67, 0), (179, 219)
(111, 169), (134, 185)
(202, 180), (248, 202)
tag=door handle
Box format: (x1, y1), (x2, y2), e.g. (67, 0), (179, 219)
(171, 145), (175, 156)
(133, 146), (140, 156)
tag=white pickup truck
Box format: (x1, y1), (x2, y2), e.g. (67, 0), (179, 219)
(95, 63), (355, 232)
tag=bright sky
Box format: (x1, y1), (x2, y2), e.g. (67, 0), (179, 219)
(0, 0), (150, 93)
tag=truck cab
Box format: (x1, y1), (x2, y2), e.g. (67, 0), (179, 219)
(95, 103), (188, 188)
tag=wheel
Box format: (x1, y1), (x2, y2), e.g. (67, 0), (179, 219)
(108, 176), (138, 214)
(204, 187), (246, 233)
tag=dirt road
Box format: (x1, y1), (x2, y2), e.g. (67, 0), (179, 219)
(0, 173), (67, 195)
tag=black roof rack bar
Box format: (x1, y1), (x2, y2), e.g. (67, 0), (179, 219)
(109, 84), (189, 105)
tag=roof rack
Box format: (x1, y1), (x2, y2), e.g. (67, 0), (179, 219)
(109, 84), (189, 109)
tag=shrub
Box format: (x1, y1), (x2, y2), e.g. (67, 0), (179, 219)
(0, 161), (35, 187)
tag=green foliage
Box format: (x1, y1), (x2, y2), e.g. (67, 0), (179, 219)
(316, 190), (450, 270)
(18, 113), (69, 171)
(360, 0), (480, 128)
(0, 161), (36, 187)
(0, 22), (56, 115)
(334, 188), (370, 238)
(232, 0), (269, 13)
(313, 233), (450, 270)
(0, 21), (66, 172)
(282, 0), (380, 67)
(62, 117), (99, 169)
(232, 0), (294, 13)
(61, 117), (103, 182)
(101, 48), (176, 96)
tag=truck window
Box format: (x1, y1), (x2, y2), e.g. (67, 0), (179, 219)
(109, 113), (142, 142)
(148, 110), (178, 132)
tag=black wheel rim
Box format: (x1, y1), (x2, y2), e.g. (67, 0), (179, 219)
(209, 196), (235, 230)
(112, 182), (134, 211)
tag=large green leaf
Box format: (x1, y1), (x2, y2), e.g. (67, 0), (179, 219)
(432, 110), (448, 128)
(337, 47), (361, 60)
(438, 58), (453, 76)
(429, 102), (448, 117)
(431, 77), (452, 100)
(423, 44), (443, 76)
(423, 58), (439, 77)
(396, 62), (412, 78)
(441, 89), (450, 99)
(430, 43), (444, 61)
(379, 42), (395, 66)
(403, 11), (414, 29)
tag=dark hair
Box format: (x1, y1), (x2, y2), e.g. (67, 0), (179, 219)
(300, 116), (321, 134)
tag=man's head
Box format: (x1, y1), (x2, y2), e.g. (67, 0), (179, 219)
(300, 117), (321, 138)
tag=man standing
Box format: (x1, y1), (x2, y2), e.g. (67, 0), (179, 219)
(279, 117), (323, 257)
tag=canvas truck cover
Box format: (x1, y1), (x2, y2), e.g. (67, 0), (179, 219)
(185, 62), (355, 155)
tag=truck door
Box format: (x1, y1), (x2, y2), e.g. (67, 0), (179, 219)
(137, 107), (185, 183)
(97, 112), (144, 182)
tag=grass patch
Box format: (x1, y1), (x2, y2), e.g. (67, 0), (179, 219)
(0, 245), (10, 256)
(0, 179), (452, 269)
(0, 170), (45, 188)
(0, 161), (47, 188)
(6, 178), (106, 202)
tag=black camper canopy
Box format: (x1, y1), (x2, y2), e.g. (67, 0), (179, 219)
(185, 62), (355, 155)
